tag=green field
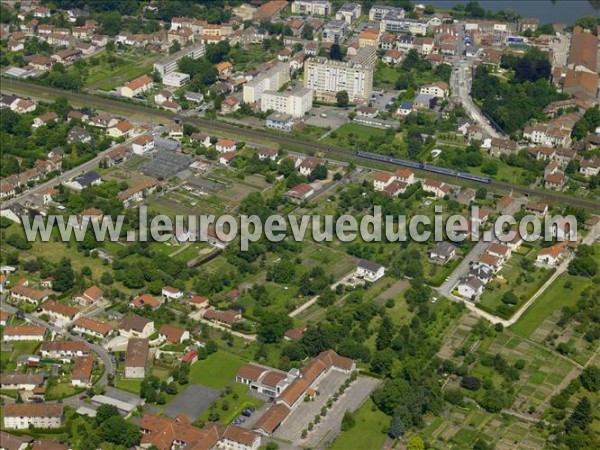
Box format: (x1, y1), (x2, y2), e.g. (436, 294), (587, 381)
(188, 351), (246, 389)
(510, 274), (588, 338)
(329, 398), (389, 450)
(84, 52), (160, 91)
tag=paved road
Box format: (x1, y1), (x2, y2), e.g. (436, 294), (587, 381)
(452, 23), (502, 139)
(0, 301), (115, 386)
(437, 240), (490, 297)
(3, 78), (599, 211)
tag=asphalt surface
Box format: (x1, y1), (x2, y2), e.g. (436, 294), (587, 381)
(451, 25), (503, 139)
(2, 78), (599, 212)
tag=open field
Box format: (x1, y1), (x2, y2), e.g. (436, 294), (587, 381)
(84, 52), (161, 91)
(188, 351), (246, 389)
(510, 274), (587, 339)
(328, 398), (389, 450)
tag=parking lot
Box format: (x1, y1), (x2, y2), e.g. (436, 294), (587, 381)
(305, 105), (350, 131)
(274, 371), (347, 443)
(163, 384), (221, 420)
(305, 377), (380, 448)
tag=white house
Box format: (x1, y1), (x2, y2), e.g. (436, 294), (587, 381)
(419, 81), (449, 98)
(119, 315), (155, 339)
(131, 135), (155, 155)
(373, 172), (394, 191)
(536, 243), (567, 266)
(457, 276), (484, 299)
(422, 179), (451, 198)
(355, 259), (385, 282)
(216, 139), (237, 153)
(221, 426), (261, 450)
(161, 286), (183, 300)
(163, 71), (190, 88)
(0, 373), (44, 391)
(72, 317), (113, 340)
(158, 324), (190, 344)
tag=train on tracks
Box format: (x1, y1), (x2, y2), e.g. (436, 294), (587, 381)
(356, 150), (492, 184)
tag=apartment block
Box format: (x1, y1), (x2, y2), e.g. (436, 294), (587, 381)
(260, 86), (313, 118)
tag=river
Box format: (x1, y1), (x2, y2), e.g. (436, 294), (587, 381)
(425, 1), (600, 25)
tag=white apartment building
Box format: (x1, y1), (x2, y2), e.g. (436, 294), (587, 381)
(303, 48), (375, 104)
(153, 42), (205, 77)
(260, 86), (313, 118)
(291, 0), (332, 16)
(335, 2), (362, 23)
(369, 5), (404, 21)
(243, 62), (290, 104)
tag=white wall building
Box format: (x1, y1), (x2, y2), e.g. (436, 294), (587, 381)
(260, 86), (313, 118)
(163, 71), (190, 88)
(243, 62), (290, 104)
(291, 0), (332, 16)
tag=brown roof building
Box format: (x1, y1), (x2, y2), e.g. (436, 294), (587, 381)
(567, 26), (598, 73)
(124, 338), (149, 378)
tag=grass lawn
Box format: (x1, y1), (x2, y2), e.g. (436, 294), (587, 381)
(325, 123), (387, 144)
(188, 351), (246, 389)
(0, 341), (41, 372)
(329, 398), (389, 450)
(84, 52), (161, 91)
(510, 274), (588, 338)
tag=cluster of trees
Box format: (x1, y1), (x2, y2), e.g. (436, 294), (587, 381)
(471, 65), (566, 135)
(140, 375), (179, 404)
(500, 48), (552, 83)
(568, 245), (598, 278)
(572, 106), (600, 140)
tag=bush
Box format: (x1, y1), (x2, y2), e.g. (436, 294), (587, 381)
(460, 376), (481, 391)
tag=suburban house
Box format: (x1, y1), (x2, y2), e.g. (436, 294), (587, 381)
(395, 168), (415, 185)
(162, 286), (183, 300)
(158, 324), (190, 344)
(124, 338), (149, 379)
(130, 294), (161, 310)
(203, 307), (242, 326)
(457, 275), (484, 299)
(104, 145), (130, 166)
(2, 325), (46, 342)
(118, 178), (159, 207)
(119, 315), (155, 339)
(107, 120), (135, 139)
(419, 81), (449, 98)
(219, 151), (237, 166)
(422, 179), (451, 198)
(373, 172), (394, 191)
(216, 139), (237, 153)
(479, 252), (503, 272)
(285, 183), (314, 203)
(258, 147), (279, 161)
(428, 242), (457, 264)
(191, 133), (212, 148)
(132, 135), (155, 155)
(74, 285), (103, 306)
(10, 284), (52, 305)
(119, 75), (154, 98)
(71, 355), (94, 387)
(72, 316), (113, 340)
(32, 112), (57, 129)
(355, 259), (385, 282)
(3, 404), (64, 430)
(487, 243), (512, 262)
(39, 301), (80, 325)
(188, 295), (209, 309)
(284, 325), (307, 341)
(489, 138), (519, 157)
(536, 243), (568, 266)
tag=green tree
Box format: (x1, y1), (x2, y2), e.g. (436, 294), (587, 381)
(336, 90), (349, 108)
(95, 404), (120, 425)
(341, 410), (356, 431)
(388, 416), (406, 438)
(257, 312), (292, 343)
(580, 366), (600, 393)
(53, 257), (75, 292)
(408, 436), (425, 450)
(99, 415), (141, 447)
(566, 397), (592, 431)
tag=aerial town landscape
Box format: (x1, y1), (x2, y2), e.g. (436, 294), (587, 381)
(0, 0), (599, 449)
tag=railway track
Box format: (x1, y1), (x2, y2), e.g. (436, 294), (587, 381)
(2, 78), (599, 212)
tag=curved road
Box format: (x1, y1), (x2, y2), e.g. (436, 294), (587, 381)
(0, 301), (114, 386)
(2, 78), (599, 212)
